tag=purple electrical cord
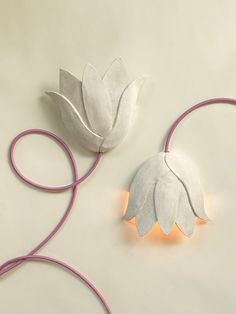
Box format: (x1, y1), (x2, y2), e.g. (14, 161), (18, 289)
(164, 97), (236, 152)
(0, 129), (111, 314)
(3, 98), (234, 313)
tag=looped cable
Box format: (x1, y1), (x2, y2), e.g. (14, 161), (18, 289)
(0, 129), (111, 314)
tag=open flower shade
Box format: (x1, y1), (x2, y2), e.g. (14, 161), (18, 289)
(124, 152), (209, 237)
(46, 58), (145, 152)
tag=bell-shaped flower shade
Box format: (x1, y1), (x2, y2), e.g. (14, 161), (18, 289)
(124, 152), (209, 237)
(46, 58), (145, 152)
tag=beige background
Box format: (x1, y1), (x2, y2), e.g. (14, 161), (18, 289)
(0, 0), (236, 313)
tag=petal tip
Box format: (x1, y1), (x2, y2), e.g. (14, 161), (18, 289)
(182, 231), (193, 238)
(45, 90), (54, 97)
(199, 214), (211, 222)
(123, 208), (134, 221)
(84, 62), (96, 73)
(185, 229), (194, 237)
(136, 222), (152, 237)
(59, 68), (77, 79)
(111, 57), (125, 66)
(59, 68), (66, 74)
(137, 229), (147, 237)
(133, 76), (146, 94)
(45, 90), (63, 99)
(159, 224), (173, 236)
(176, 222), (195, 237)
(196, 210), (210, 221)
(82, 63), (102, 87)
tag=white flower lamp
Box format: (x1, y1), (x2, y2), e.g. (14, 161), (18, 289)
(46, 58), (145, 152)
(125, 97), (236, 237)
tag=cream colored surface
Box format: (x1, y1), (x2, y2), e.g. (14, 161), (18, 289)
(0, 1), (235, 313)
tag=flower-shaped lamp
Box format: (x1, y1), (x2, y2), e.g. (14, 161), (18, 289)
(46, 58), (145, 152)
(124, 152), (209, 237)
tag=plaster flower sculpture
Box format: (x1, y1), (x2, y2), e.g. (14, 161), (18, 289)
(46, 58), (145, 152)
(124, 152), (209, 237)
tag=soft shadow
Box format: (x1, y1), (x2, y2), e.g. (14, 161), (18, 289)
(38, 92), (91, 158)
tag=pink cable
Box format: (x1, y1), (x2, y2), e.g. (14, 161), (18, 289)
(164, 97), (236, 152)
(0, 255), (110, 313)
(0, 129), (111, 314)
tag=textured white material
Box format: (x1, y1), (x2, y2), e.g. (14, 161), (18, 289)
(124, 152), (208, 237)
(1, 2), (236, 314)
(46, 58), (145, 152)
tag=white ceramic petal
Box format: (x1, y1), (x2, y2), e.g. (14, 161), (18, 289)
(103, 58), (129, 120)
(82, 64), (112, 136)
(176, 184), (196, 237)
(126, 152), (207, 237)
(165, 153), (208, 220)
(101, 77), (145, 151)
(46, 91), (103, 152)
(124, 153), (168, 220)
(136, 185), (157, 236)
(154, 171), (180, 235)
(59, 69), (89, 126)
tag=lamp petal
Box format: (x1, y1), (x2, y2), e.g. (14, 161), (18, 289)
(124, 153), (168, 220)
(136, 185), (157, 236)
(82, 64), (112, 136)
(103, 58), (129, 120)
(154, 171), (180, 235)
(101, 77), (145, 151)
(165, 153), (208, 221)
(176, 184), (196, 237)
(59, 69), (89, 126)
(46, 91), (103, 152)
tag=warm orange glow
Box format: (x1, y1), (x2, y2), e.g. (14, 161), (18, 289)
(204, 194), (214, 216)
(120, 190), (129, 214)
(120, 190), (184, 243)
(196, 217), (207, 225)
(120, 191), (136, 225)
(146, 224), (183, 244)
